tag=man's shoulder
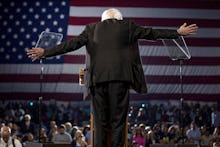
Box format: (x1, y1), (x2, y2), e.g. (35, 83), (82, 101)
(86, 22), (98, 28)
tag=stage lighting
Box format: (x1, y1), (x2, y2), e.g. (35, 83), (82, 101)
(29, 101), (34, 106)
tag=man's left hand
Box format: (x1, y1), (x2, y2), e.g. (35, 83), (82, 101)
(177, 23), (198, 36)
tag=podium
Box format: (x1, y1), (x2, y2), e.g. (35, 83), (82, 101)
(162, 36), (191, 60)
(162, 36), (191, 143)
(162, 36), (191, 102)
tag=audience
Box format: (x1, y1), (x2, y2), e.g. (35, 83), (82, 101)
(82, 125), (91, 144)
(201, 128), (213, 147)
(52, 124), (72, 143)
(72, 130), (87, 147)
(20, 114), (35, 135)
(186, 121), (201, 146)
(132, 126), (146, 147)
(37, 127), (48, 143)
(48, 122), (58, 142)
(65, 122), (73, 136)
(212, 126), (220, 147)
(0, 126), (22, 147)
(146, 130), (156, 147)
(0, 100), (218, 147)
(167, 125), (178, 143)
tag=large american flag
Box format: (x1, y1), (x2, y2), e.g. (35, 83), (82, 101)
(0, 0), (220, 101)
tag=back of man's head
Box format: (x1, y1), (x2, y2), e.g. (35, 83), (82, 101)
(101, 8), (123, 21)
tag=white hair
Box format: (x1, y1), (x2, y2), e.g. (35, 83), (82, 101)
(101, 8), (123, 21)
(25, 114), (31, 120)
(1, 126), (11, 134)
(65, 122), (72, 128)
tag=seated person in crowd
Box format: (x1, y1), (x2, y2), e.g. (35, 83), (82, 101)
(20, 114), (35, 135)
(52, 124), (72, 144)
(132, 126), (146, 147)
(186, 121), (201, 146)
(72, 130), (87, 147)
(0, 126), (22, 147)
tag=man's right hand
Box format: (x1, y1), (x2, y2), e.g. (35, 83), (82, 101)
(26, 47), (45, 62)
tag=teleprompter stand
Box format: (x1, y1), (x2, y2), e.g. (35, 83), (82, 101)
(162, 36), (191, 144)
(35, 31), (63, 142)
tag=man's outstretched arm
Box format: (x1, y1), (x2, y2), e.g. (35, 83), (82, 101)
(132, 22), (198, 41)
(27, 25), (89, 62)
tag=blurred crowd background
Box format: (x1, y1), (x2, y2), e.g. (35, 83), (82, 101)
(0, 100), (219, 147)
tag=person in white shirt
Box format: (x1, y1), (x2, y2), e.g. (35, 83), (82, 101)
(0, 126), (22, 147)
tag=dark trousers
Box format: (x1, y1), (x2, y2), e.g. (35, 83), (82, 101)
(92, 81), (129, 147)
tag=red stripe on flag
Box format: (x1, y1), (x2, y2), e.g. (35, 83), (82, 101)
(139, 38), (220, 47)
(71, 0), (220, 9)
(146, 75), (220, 84)
(0, 74), (79, 83)
(141, 56), (220, 66)
(64, 55), (220, 66)
(0, 74), (220, 84)
(64, 55), (85, 63)
(1, 74), (220, 84)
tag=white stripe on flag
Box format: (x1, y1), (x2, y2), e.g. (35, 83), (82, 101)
(1, 64), (220, 76)
(67, 25), (220, 38)
(67, 46), (220, 57)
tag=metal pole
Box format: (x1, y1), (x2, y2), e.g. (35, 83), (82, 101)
(38, 58), (43, 143)
(179, 59), (184, 144)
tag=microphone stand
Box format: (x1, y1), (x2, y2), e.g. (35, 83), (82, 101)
(38, 58), (44, 143)
(179, 59), (184, 144)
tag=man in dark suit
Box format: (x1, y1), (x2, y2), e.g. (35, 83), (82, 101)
(27, 8), (197, 147)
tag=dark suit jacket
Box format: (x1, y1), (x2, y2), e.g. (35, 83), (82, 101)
(44, 19), (179, 94)
(20, 122), (35, 135)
